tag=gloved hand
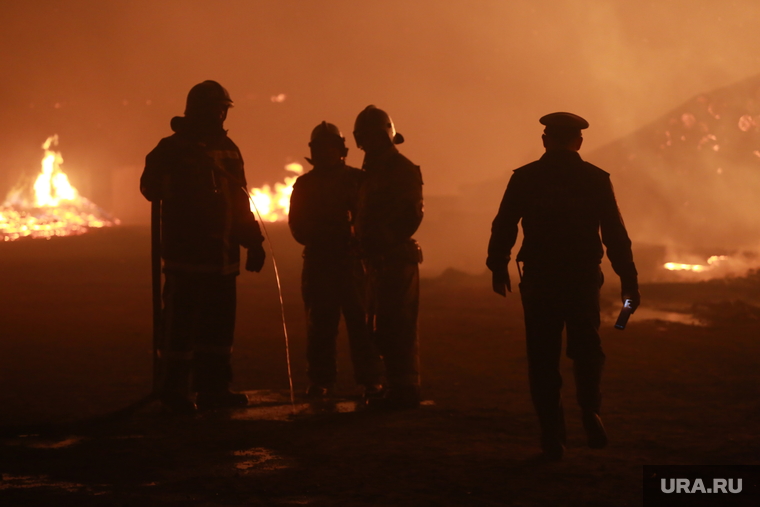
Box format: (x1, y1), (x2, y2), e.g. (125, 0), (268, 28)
(486, 257), (511, 297)
(246, 241), (266, 273)
(491, 269), (511, 297)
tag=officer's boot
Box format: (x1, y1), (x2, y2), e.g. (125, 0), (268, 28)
(574, 359), (607, 449)
(194, 351), (248, 411)
(529, 364), (566, 460)
(537, 401), (566, 461)
(159, 358), (197, 415)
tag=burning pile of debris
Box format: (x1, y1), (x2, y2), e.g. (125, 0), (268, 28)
(248, 162), (303, 222)
(411, 74), (760, 279)
(664, 255), (727, 273)
(589, 73), (760, 279)
(658, 251), (760, 280)
(0, 136), (119, 241)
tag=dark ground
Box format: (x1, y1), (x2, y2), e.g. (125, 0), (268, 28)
(0, 226), (758, 506)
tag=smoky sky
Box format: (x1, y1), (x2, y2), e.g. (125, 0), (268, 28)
(2, 0), (760, 203)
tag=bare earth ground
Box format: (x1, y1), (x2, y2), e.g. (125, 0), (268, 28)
(0, 226), (758, 506)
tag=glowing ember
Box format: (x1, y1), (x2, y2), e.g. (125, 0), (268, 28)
(663, 255), (727, 272)
(0, 135), (119, 241)
(248, 162), (304, 222)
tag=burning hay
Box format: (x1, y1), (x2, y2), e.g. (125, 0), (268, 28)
(0, 135), (119, 241)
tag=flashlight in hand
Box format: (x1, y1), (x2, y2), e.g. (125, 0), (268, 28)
(614, 299), (634, 330)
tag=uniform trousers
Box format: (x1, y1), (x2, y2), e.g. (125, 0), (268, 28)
(302, 254), (383, 387)
(162, 271), (237, 394)
(519, 265), (606, 445)
(366, 252), (420, 389)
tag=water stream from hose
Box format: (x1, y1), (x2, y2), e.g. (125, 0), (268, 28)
(245, 188), (296, 414)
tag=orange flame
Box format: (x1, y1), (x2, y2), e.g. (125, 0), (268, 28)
(0, 135), (119, 241)
(248, 162), (304, 222)
(663, 255), (727, 272)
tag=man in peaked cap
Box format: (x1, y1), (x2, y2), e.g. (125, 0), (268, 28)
(487, 112), (640, 460)
(289, 121), (384, 400)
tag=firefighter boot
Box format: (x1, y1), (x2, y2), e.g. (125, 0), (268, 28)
(196, 389), (249, 411)
(305, 384), (332, 399)
(574, 360), (608, 449)
(361, 383), (385, 403)
(159, 358), (197, 415)
(194, 351), (248, 411)
(368, 384), (420, 410)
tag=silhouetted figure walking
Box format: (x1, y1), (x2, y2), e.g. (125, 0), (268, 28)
(289, 122), (384, 399)
(140, 80), (266, 414)
(354, 106), (424, 409)
(487, 112), (640, 460)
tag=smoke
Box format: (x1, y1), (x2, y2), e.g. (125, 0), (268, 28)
(3, 1), (760, 274)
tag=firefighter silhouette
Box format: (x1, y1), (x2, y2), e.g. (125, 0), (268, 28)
(288, 121), (384, 399)
(140, 80), (266, 414)
(353, 106), (424, 410)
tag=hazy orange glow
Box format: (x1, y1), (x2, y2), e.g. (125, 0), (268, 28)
(0, 136), (119, 241)
(3, 3), (760, 277)
(248, 162), (303, 222)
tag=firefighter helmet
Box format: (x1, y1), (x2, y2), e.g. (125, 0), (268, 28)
(308, 121), (348, 158)
(353, 105), (404, 149)
(309, 121), (344, 145)
(185, 80), (233, 116)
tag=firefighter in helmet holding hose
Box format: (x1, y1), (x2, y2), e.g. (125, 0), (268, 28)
(140, 80), (266, 414)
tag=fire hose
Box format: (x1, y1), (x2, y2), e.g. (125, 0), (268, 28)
(0, 185), (295, 438)
(2, 200), (172, 436)
(151, 189), (297, 412)
(244, 187), (297, 412)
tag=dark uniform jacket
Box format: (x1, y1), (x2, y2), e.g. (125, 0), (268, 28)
(487, 150), (637, 285)
(288, 161), (363, 259)
(140, 116), (263, 275)
(354, 146), (424, 261)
